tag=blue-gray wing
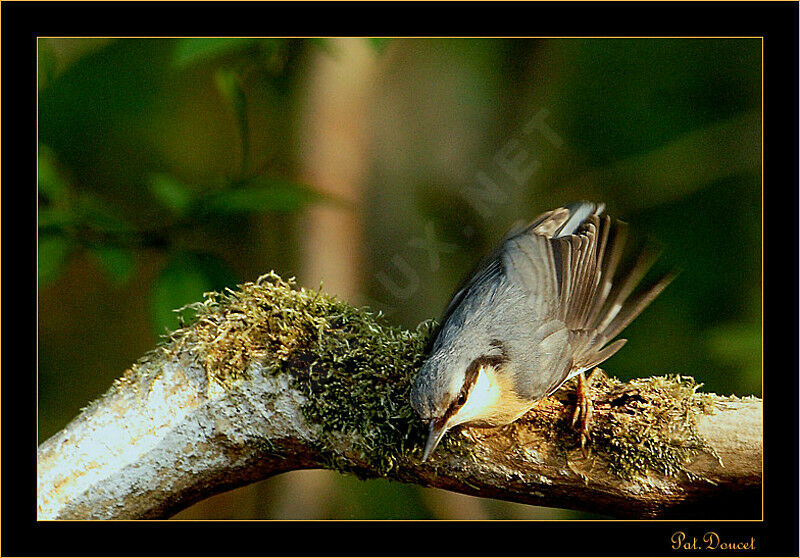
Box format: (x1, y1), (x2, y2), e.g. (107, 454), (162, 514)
(438, 207), (563, 327)
(501, 201), (674, 395)
(437, 201), (672, 396)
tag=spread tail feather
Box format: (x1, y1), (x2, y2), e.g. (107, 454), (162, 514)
(518, 201), (675, 373)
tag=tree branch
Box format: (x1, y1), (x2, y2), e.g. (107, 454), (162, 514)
(37, 274), (762, 519)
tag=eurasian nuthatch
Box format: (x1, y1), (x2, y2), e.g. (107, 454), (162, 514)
(411, 201), (673, 461)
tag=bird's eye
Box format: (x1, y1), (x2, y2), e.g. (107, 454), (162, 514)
(457, 391), (467, 406)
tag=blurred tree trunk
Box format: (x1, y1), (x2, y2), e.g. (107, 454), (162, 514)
(269, 38), (377, 519)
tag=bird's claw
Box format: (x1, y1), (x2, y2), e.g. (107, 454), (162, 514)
(571, 370), (594, 455)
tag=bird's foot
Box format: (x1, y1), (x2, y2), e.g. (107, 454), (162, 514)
(571, 369), (595, 455)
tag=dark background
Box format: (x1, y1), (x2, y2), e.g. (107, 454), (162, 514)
(4, 0), (795, 555)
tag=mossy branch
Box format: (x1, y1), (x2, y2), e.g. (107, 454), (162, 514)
(37, 273), (762, 519)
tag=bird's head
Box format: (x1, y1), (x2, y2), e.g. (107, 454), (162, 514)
(410, 338), (510, 461)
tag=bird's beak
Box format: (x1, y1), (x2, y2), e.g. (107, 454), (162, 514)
(422, 417), (449, 462)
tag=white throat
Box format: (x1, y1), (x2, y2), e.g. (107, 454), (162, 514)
(449, 365), (503, 427)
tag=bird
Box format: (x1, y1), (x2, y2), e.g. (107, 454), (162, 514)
(410, 201), (674, 461)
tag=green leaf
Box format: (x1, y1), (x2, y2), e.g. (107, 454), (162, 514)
(89, 245), (135, 286)
(38, 207), (74, 229)
(150, 252), (237, 337)
(202, 178), (319, 215)
(38, 41), (59, 90)
(38, 145), (68, 204)
(38, 235), (72, 286)
(365, 38), (392, 53)
(75, 193), (132, 232)
(706, 322), (762, 366)
(214, 68), (249, 174)
(214, 67), (243, 106)
(307, 38), (336, 55)
(705, 317), (762, 395)
(149, 173), (195, 214)
(172, 38), (262, 67)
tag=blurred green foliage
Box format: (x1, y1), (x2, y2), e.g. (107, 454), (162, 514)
(37, 234), (72, 285)
(559, 39), (759, 164)
(148, 173), (195, 214)
(37, 37), (761, 519)
(37, 38), (329, 338)
(172, 38), (273, 68)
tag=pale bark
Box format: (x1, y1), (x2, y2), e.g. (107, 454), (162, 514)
(37, 277), (762, 520)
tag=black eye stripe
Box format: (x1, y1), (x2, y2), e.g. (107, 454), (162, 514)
(445, 350), (510, 415)
(441, 347), (510, 420)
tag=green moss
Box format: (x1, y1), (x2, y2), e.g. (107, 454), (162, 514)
(141, 272), (434, 476)
(289, 294), (435, 476)
(566, 371), (720, 482)
(118, 272), (720, 484)
(159, 272), (330, 387)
